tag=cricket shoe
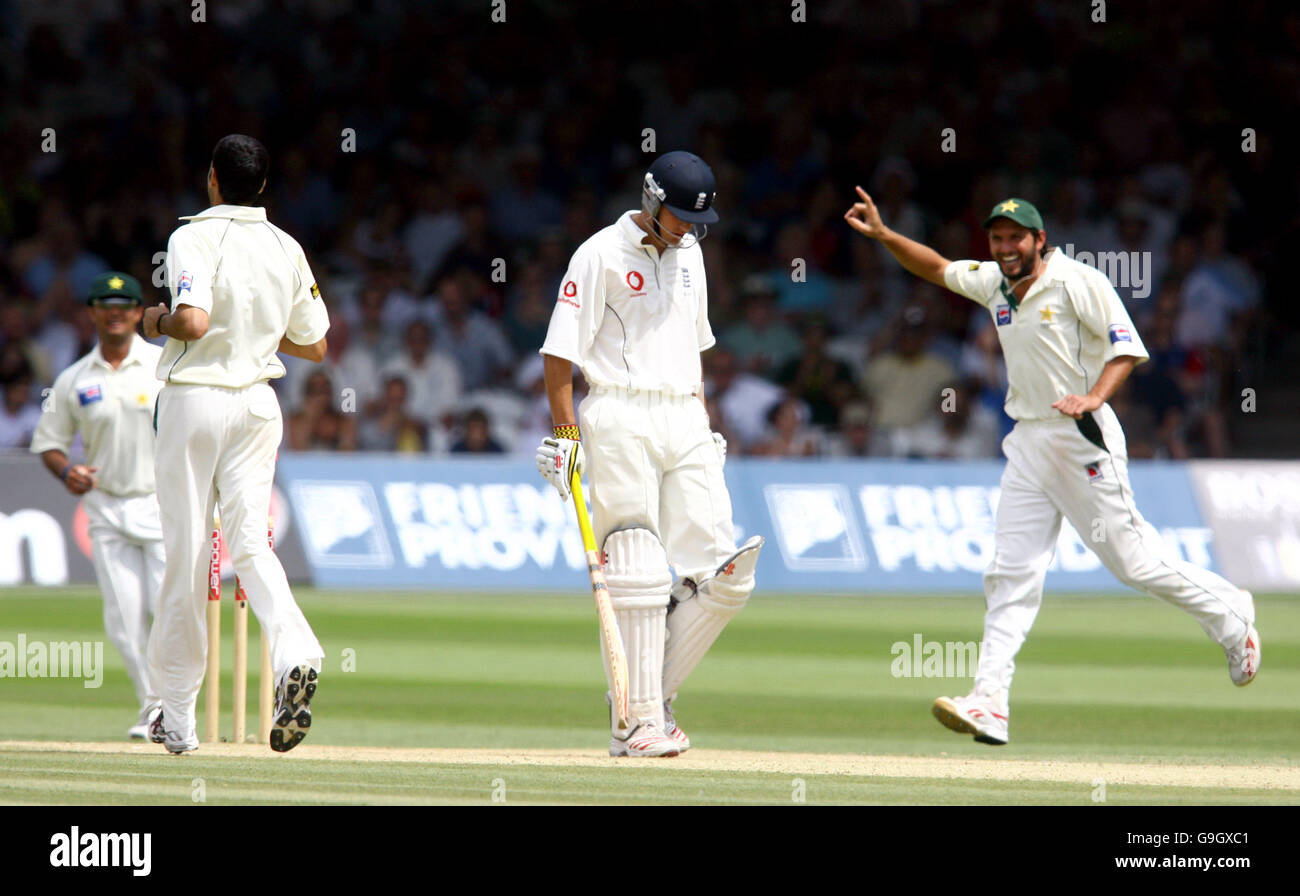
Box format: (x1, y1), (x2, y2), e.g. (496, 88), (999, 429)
(932, 689), (1009, 746)
(128, 708), (150, 740)
(270, 663), (317, 753)
(1225, 625), (1261, 686)
(147, 706), (197, 754)
(610, 722), (680, 758)
(663, 701), (690, 752)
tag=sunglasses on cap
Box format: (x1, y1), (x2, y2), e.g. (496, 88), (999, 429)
(89, 297), (141, 309)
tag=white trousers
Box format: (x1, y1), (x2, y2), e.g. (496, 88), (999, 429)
(83, 491), (164, 714)
(976, 403), (1254, 696)
(579, 387), (737, 578)
(149, 382), (324, 739)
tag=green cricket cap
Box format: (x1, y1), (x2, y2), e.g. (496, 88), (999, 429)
(983, 198), (1044, 232)
(87, 271), (143, 306)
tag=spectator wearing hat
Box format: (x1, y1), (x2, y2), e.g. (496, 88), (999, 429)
(860, 304), (957, 436)
(722, 274), (802, 376)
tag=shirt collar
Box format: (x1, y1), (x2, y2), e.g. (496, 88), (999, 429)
(618, 210), (661, 256)
(91, 334), (147, 370)
(1000, 247), (1065, 309)
(179, 204), (268, 223)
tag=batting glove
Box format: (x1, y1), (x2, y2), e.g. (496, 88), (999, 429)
(536, 431), (584, 501)
(712, 431), (727, 466)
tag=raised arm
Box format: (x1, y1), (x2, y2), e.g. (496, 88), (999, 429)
(844, 186), (951, 287)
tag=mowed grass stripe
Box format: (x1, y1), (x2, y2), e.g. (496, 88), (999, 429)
(0, 750), (1294, 806)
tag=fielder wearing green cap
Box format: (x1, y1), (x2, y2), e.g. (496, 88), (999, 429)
(31, 270), (164, 741)
(87, 271), (144, 307)
(844, 184), (1259, 746)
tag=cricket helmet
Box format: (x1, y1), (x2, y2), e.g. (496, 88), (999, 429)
(642, 151), (718, 248)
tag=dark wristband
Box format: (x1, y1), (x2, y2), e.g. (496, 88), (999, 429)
(158, 312), (171, 337)
(59, 463), (72, 482)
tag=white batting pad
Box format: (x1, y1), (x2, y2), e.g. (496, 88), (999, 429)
(603, 528), (671, 730)
(663, 536), (764, 697)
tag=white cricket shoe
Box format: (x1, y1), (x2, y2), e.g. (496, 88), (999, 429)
(128, 705), (155, 740)
(610, 722), (680, 758)
(932, 689), (1009, 746)
(1226, 625), (1261, 686)
(147, 706), (198, 754)
(664, 701), (690, 752)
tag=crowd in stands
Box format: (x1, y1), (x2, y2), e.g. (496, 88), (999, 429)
(2, 1), (1291, 461)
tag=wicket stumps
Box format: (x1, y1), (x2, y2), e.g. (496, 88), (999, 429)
(205, 524), (275, 744)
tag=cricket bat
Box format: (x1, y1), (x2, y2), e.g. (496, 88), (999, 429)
(570, 470), (630, 731)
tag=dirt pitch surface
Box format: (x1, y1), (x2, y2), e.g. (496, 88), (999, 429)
(4, 740), (1297, 791)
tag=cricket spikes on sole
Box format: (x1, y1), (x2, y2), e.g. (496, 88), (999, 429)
(610, 722), (680, 758)
(270, 663), (317, 753)
(932, 692), (1009, 746)
(1226, 625), (1260, 686)
(664, 700), (690, 752)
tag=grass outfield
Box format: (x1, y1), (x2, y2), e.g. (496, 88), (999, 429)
(0, 587), (1296, 804)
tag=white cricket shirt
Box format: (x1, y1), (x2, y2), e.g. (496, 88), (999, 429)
(30, 335), (164, 497)
(540, 211), (714, 395)
(944, 248), (1149, 422)
(158, 205), (329, 388)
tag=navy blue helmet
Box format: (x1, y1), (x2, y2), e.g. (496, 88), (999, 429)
(642, 151), (717, 248)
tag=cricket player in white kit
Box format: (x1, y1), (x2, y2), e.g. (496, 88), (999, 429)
(537, 151), (764, 757)
(142, 135), (329, 753)
(846, 190), (1259, 745)
(31, 272), (164, 739)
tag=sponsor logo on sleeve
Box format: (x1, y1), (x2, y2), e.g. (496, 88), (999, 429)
(1108, 324), (1132, 343)
(178, 271), (193, 293)
(558, 280), (580, 308)
(1085, 461), (1104, 484)
(995, 304), (1012, 326)
(77, 384), (103, 406)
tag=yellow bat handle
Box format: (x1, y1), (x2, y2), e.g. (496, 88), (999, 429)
(571, 471), (598, 553)
(570, 467), (630, 731)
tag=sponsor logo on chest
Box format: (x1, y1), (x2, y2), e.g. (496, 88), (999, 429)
(626, 270), (646, 296)
(995, 304), (1011, 326)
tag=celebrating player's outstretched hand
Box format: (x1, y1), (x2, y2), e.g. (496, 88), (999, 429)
(536, 435), (584, 502)
(843, 186), (887, 240)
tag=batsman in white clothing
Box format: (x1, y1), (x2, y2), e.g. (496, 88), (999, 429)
(537, 151), (764, 758)
(31, 272), (164, 740)
(846, 191), (1259, 746)
(141, 135), (329, 753)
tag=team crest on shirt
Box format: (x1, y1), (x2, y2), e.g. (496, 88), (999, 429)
(178, 271), (193, 293)
(1085, 461), (1104, 484)
(1108, 324), (1132, 343)
(77, 384), (104, 406)
(995, 304), (1011, 326)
